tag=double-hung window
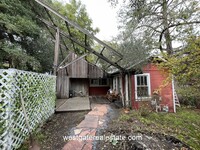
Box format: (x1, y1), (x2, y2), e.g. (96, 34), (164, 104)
(135, 73), (151, 100)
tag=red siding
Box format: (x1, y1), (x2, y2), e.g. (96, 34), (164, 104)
(89, 87), (110, 96)
(131, 75), (139, 109)
(132, 63), (174, 112)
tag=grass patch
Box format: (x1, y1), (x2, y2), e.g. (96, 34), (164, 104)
(122, 107), (200, 149)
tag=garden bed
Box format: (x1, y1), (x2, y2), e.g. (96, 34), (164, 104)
(97, 107), (200, 150)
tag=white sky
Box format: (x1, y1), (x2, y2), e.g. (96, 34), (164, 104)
(58, 0), (120, 41)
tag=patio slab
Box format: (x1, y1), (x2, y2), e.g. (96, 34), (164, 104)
(56, 97), (91, 112)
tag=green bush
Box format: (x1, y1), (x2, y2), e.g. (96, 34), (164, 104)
(160, 36), (200, 108)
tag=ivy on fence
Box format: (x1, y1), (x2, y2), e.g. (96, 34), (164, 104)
(0, 69), (56, 150)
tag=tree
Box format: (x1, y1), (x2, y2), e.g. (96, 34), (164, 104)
(110, 0), (200, 55)
(115, 32), (152, 69)
(0, 0), (52, 72)
(48, 0), (99, 54)
(0, 0), (98, 72)
(161, 36), (200, 107)
(109, 0), (200, 106)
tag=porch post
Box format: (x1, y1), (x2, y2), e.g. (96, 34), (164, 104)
(128, 74), (132, 108)
(125, 74), (129, 107)
(120, 73), (125, 107)
(116, 76), (118, 93)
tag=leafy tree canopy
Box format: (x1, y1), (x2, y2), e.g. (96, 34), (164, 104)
(0, 0), (98, 72)
(46, 0), (99, 55)
(0, 0), (50, 71)
(161, 36), (200, 107)
(109, 0), (200, 55)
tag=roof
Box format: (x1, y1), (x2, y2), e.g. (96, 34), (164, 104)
(110, 55), (167, 74)
(34, 0), (166, 75)
(34, 0), (125, 73)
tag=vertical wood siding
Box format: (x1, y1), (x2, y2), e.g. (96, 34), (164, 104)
(57, 53), (105, 98)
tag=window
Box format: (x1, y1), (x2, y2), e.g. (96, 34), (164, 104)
(99, 79), (108, 86)
(90, 78), (109, 87)
(91, 79), (98, 85)
(135, 73), (151, 100)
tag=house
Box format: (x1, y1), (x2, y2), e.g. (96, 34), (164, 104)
(56, 52), (110, 99)
(111, 58), (176, 113)
(34, 0), (176, 113)
(56, 53), (176, 113)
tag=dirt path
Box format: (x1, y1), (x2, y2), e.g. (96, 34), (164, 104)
(39, 111), (89, 150)
(62, 97), (121, 150)
(39, 96), (121, 150)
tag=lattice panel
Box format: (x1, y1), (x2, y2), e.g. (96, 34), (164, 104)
(0, 69), (56, 150)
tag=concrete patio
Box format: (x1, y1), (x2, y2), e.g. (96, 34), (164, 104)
(56, 97), (91, 112)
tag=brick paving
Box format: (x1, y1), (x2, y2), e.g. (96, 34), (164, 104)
(62, 104), (109, 150)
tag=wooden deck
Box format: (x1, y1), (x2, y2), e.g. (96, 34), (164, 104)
(56, 97), (91, 112)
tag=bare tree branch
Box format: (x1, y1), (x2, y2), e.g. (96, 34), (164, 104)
(137, 24), (162, 33)
(159, 21), (200, 52)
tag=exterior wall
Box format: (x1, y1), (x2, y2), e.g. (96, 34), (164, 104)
(70, 78), (89, 96)
(67, 53), (88, 78)
(57, 53), (107, 98)
(89, 87), (110, 96)
(67, 53), (105, 78)
(57, 69), (69, 99)
(88, 64), (105, 78)
(132, 63), (174, 112)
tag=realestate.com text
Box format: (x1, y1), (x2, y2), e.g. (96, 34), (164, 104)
(63, 134), (142, 141)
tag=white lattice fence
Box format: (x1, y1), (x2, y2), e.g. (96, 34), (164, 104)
(0, 69), (56, 150)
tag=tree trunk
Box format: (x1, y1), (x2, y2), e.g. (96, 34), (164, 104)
(162, 0), (173, 55)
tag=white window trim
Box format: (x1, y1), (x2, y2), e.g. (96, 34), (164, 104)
(135, 73), (151, 101)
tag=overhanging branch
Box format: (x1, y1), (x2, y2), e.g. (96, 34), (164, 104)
(159, 21), (200, 52)
(35, 0), (123, 58)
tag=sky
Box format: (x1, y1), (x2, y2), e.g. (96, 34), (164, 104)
(58, 0), (120, 41)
